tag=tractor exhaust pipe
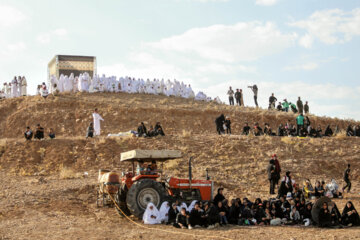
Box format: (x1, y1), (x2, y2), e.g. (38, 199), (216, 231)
(189, 157), (193, 189)
(206, 168), (210, 180)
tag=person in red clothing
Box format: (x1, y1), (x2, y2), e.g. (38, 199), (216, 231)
(272, 154), (281, 187)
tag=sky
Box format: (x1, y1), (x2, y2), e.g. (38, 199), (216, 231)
(0, 0), (360, 120)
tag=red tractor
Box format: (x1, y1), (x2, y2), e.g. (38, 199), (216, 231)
(115, 149), (214, 218)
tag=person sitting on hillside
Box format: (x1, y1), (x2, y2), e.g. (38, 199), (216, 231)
(34, 124), (44, 140)
(24, 126), (33, 140)
(325, 179), (342, 198)
(215, 114), (225, 135)
(303, 180), (315, 199)
(143, 203), (161, 224)
(214, 188), (225, 206)
(299, 127), (308, 137)
(147, 125), (156, 137)
(341, 201), (360, 226)
(174, 208), (190, 229)
(314, 180), (325, 198)
(290, 102), (297, 113)
(154, 122), (165, 136)
(48, 128), (55, 139)
(243, 123), (251, 135)
(316, 125), (323, 138)
(253, 122), (263, 136)
(189, 202), (206, 227)
(277, 102), (283, 111)
(86, 122), (94, 138)
(137, 122), (147, 137)
(167, 203), (179, 225)
(40, 85), (49, 99)
(277, 124), (285, 136)
(355, 125), (360, 137)
(324, 125), (333, 137)
(346, 125), (354, 136)
(318, 202), (332, 228)
(308, 126), (317, 137)
(225, 116), (231, 134)
(264, 123), (270, 135)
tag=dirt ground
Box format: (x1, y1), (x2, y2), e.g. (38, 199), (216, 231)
(1, 93), (360, 239)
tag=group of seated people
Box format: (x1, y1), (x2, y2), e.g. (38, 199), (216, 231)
(346, 125), (360, 137)
(24, 124), (55, 140)
(242, 120), (336, 138)
(137, 122), (165, 137)
(142, 186), (360, 229)
(136, 160), (158, 175)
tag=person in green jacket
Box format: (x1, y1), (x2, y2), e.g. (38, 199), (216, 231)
(296, 114), (305, 136)
(282, 99), (289, 112)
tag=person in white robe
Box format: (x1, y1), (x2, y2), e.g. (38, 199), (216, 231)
(187, 200), (197, 212)
(195, 91), (207, 101)
(143, 202), (161, 224)
(159, 201), (170, 223)
(10, 77), (17, 98)
(214, 96), (222, 104)
(78, 74), (84, 92)
(92, 108), (104, 136)
(21, 76), (27, 96)
(177, 202), (188, 213)
(63, 75), (72, 92)
(6, 83), (11, 97)
(58, 74), (65, 92)
(73, 76), (79, 92)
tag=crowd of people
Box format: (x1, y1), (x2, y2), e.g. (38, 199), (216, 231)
(0, 76), (27, 99)
(215, 113), (339, 138)
(45, 73), (221, 103)
(142, 184), (359, 229)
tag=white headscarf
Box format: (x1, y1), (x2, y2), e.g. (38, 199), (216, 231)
(159, 201), (170, 222)
(187, 200), (198, 212)
(143, 203), (161, 224)
(177, 202), (188, 213)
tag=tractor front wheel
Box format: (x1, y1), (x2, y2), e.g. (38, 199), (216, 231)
(126, 179), (166, 219)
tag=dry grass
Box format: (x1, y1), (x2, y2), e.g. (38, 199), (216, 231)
(59, 165), (78, 179)
(335, 130), (347, 139)
(0, 139), (7, 157)
(182, 129), (192, 138)
(281, 137), (296, 145)
(37, 147), (46, 159)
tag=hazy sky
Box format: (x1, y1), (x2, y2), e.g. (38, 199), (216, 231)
(0, 0), (359, 119)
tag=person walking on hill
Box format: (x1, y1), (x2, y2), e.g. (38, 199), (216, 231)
(248, 84), (258, 107)
(227, 87), (234, 106)
(92, 108), (104, 136)
(343, 164), (351, 193)
(297, 97), (303, 114)
(296, 114), (304, 136)
(304, 101), (309, 114)
(267, 159), (276, 195)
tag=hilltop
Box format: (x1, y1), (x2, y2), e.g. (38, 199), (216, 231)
(0, 93), (360, 240)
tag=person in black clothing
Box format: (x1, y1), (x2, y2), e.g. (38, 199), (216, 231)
(174, 208), (190, 229)
(355, 125), (360, 136)
(316, 125), (323, 138)
(268, 93), (277, 110)
(154, 122), (165, 136)
(189, 202), (205, 227)
(330, 203), (342, 226)
(34, 124), (44, 140)
(276, 102), (283, 111)
(147, 125), (156, 137)
(253, 122), (263, 136)
(267, 159), (276, 195)
(314, 180), (324, 198)
(167, 203), (179, 225)
(324, 125), (333, 137)
(255, 204), (267, 225)
(86, 122), (94, 138)
(347, 125), (354, 136)
(235, 89), (241, 106)
(243, 123), (251, 135)
(225, 117), (231, 134)
(341, 201), (360, 226)
(217, 201), (228, 225)
(228, 199), (240, 224)
(213, 188), (225, 206)
(24, 126), (33, 140)
(305, 116), (311, 129)
(318, 202), (332, 228)
(343, 164), (351, 193)
(48, 128), (55, 139)
(215, 114), (225, 135)
(205, 202), (219, 226)
(137, 122), (147, 137)
(248, 84), (258, 107)
(277, 124), (285, 136)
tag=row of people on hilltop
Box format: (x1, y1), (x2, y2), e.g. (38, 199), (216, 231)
(216, 113), (337, 137)
(137, 122), (165, 137)
(46, 73), (221, 103)
(142, 187), (360, 228)
(0, 76), (28, 99)
(24, 124), (55, 140)
(276, 97), (309, 114)
(346, 125), (360, 137)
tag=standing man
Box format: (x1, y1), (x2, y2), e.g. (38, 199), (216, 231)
(240, 89), (244, 106)
(296, 113), (304, 136)
(282, 99), (289, 112)
(21, 76), (27, 96)
(304, 101), (309, 114)
(248, 84), (258, 107)
(297, 97), (304, 114)
(269, 93), (277, 110)
(267, 159), (276, 195)
(227, 87), (234, 105)
(235, 89), (241, 106)
(92, 108), (104, 136)
(342, 164), (351, 193)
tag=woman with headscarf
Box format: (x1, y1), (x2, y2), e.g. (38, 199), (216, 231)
(187, 200), (198, 213)
(143, 203), (161, 224)
(341, 201), (360, 226)
(159, 201), (170, 223)
(213, 188), (225, 206)
(177, 202), (188, 213)
(167, 203), (179, 225)
(318, 202), (332, 228)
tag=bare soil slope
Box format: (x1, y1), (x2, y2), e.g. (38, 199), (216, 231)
(0, 93), (359, 239)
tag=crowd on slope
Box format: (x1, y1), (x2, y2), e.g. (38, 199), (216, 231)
(142, 160), (358, 229)
(24, 124), (55, 140)
(0, 76), (28, 99)
(215, 113), (339, 137)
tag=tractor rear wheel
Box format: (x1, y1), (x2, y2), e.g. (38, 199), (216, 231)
(115, 187), (131, 216)
(126, 179), (166, 218)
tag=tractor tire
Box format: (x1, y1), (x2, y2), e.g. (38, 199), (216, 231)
(115, 188), (131, 217)
(126, 179), (166, 219)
